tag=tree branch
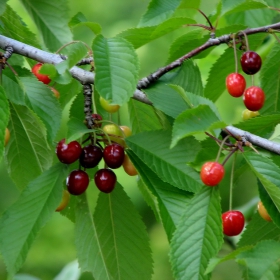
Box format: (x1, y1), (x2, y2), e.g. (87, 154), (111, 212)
(1, 22), (280, 153)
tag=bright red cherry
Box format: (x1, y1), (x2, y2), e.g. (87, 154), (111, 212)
(226, 73), (246, 97)
(243, 86), (265, 111)
(79, 145), (103, 168)
(66, 169), (89, 195)
(56, 139), (82, 164)
(240, 51), (262, 75)
(94, 168), (116, 193)
(222, 210), (245, 236)
(200, 161), (225, 186)
(32, 63), (51, 84)
(103, 143), (125, 169)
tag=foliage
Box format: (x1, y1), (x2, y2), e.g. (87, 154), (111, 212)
(1, 0), (280, 279)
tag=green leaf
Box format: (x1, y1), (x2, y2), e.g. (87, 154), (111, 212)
(0, 163), (68, 276)
(221, 0), (267, 17)
(0, 86), (10, 161)
(127, 150), (193, 240)
(0, 0), (7, 16)
(118, 17), (195, 49)
(170, 187), (223, 280)
(204, 48), (237, 102)
(0, 5), (40, 49)
(242, 153), (280, 213)
(145, 84), (189, 119)
(236, 240), (280, 280)
(138, 0), (181, 27)
(160, 60), (204, 96)
(235, 113), (280, 138)
(19, 76), (62, 143)
(67, 117), (96, 142)
(260, 42), (280, 114)
(238, 213), (280, 248)
(19, 0), (73, 52)
(69, 12), (101, 34)
(93, 35), (139, 106)
(126, 129), (202, 193)
(5, 103), (52, 190)
(2, 67), (26, 105)
(75, 184), (153, 280)
(171, 104), (225, 148)
(128, 99), (163, 134)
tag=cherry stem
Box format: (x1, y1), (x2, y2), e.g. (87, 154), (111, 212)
(271, 32), (280, 44)
(240, 31), (250, 51)
(92, 87), (97, 114)
(197, 9), (214, 31)
(205, 132), (234, 148)
(215, 135), (231, 162)
(229, 153), (237, 211)
(185, 24), (213, 32)
(232, 34), (238, 73)
(222, 146), (239, 166)
(55, 40), (92, 56)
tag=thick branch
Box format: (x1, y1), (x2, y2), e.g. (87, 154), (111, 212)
(225, 126), (280, 155)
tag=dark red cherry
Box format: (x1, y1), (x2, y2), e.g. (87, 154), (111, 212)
(240, 51), (262, 75)
(66, 169), (89, 195)
(94, 168), (116, 193)
(103, 143), (125, 169)
(92, 113), (103, 128)
(79, 145), (103, 168)
(56, 139), (82, 164)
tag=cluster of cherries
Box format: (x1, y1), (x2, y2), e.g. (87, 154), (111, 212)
(226, 50), (265, 113)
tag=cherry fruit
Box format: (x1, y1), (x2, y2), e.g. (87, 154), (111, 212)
(56, 190), (70, 212)
(200, 162), (225, 186)
(92, 113), (103, 128)
(243, 86), (265, 111)
(226, 73), (246, 97)
(32, 63), (51, 84)
(103, 143), (125, 169)
(66, 169), (89, 195)
(79, 144), (103, 168)
(102, 124), (124, 146)
(123, 154), (138, 176)
(222, 210), (245, 236)
(94, 168), (116, 193)
(56, 139), (82, 164)
(240, 51), (262, 75)
(4, 128), (10, 146)
(100, 96), (120, 113)
(120, 125), (132, 137)
(258, 201), (271, 222)
(242, 109), (260, 120)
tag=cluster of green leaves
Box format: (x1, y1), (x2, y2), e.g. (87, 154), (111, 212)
(1, 0), (280, 279)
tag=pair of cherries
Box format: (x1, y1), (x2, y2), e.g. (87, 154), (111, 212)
(226, 51), (265, 111)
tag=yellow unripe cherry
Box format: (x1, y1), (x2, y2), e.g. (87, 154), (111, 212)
(100, 96), (120, 113)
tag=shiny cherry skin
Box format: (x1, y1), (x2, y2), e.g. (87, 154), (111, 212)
(56, 139), (82, 164)
(240, 51), (262, 75)
(79, 144), (103, 168)
(243, 86), (265, 111)
(103, 143), (125, 169)
(66, 169), (89, 195)
(32, 63), (51, 84)
(222, 210), (245, 236)
(226, 73), (246, 97)
(258, 201), (271, 222)
(94, 168), (116, 193)
(200, 162), (225, 186)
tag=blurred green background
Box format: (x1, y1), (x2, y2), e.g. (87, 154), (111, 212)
(0, 0), (266, 279)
